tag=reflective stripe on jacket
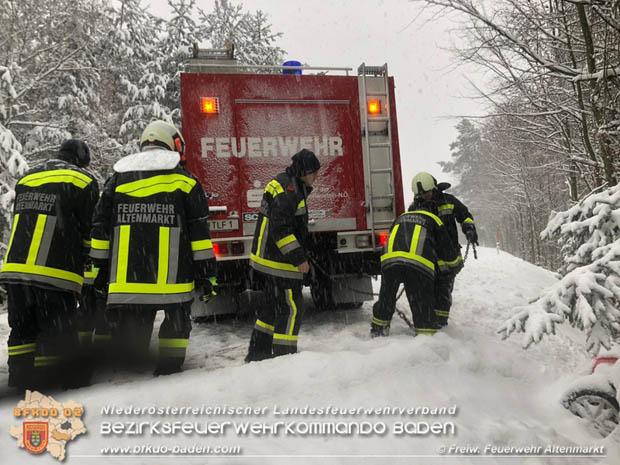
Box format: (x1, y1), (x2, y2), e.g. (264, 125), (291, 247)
(410, 192), (472, 272)
(0, 159), (99, 293)
(90, 150), (216, 305)
(250, 171), (310, 280)
(436, 192), (475, 245)
(381, 209), (458, 277)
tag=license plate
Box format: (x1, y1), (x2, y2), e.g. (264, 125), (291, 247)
(208, 219), (239, 232)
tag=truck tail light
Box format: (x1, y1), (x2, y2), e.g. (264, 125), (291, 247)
(377, 232), (389, 247)
(368, 99), (381, 115)
(213, 242), (229, 256)
(201, 97), (220, 114)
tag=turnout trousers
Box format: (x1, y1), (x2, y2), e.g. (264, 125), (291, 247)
(7, 284), (78, 390)
(434, 272), (456, 327)
(247, 276), (303, 361)
(72, 286), (112, 386)
(77, 287), (113, 357)
(372, 265), (439, 336)
(106, 302), (192, 374)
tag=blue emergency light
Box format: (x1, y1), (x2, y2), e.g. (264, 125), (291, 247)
(282, 60), (302, 75)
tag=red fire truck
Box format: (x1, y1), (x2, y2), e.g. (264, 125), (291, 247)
(181, 48), (405, 316)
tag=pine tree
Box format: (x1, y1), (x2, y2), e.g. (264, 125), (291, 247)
(0, 0), (287, 239)
(200, 0), (285, 66)
(120, 0), (286, 150)
(440, 119), (482, 205)
(162, 0), (203, 124)
(115, 0), (172, 155)
(0, 0), (107, 242)
(439, 119), (496, 245)
(498, 185), (620, 354)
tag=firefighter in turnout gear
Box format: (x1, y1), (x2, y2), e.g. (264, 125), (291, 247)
(246, 149), (320, 362)
(90, 120), (216, 376)
(410, 173), (475, 327)
(0, 139), (99, 391)
(371, 172), (459, 337)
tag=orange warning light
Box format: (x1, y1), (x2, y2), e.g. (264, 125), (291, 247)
(368, 99), (381, 115)
(201, 97), (219, 114)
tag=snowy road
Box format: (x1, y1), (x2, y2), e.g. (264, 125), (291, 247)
(0, 247), (617, 464)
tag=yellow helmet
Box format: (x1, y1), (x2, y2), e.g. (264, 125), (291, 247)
(411, 172), (437, 196)
(140, 120), (186, 160)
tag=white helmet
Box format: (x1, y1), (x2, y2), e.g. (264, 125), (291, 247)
(411, 172), (437, 196)
(140, 120), (186, 161)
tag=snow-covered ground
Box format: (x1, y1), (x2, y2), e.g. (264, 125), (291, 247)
(0, 247), (618, 464)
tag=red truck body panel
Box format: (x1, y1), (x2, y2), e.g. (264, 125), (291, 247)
(181, 72), (404, 240)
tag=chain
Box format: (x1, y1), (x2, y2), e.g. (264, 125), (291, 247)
(463, 241), (477, 263)
(309, 256), (414, 332)
(394, 305), (416, 334)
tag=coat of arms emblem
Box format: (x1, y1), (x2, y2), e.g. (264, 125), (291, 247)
(23, 422), (49, 454)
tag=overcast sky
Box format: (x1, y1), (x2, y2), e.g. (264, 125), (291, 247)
(148, 0), (485, 203)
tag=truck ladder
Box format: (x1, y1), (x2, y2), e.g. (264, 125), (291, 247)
(358, 63), (397, 249)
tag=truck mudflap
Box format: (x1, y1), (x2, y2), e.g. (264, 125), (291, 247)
(191, 289), (239, 320)
(310, 275), (374, 311)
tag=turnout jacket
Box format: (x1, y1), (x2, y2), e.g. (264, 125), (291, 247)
(250, 171), (310, 280)
(89, 149), (216, 305)
(381, 209), (459, 279)
(0, 159), (99, 293)
(411, 192), (474, 272)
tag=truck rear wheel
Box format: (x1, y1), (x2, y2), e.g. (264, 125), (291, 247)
(310, 278), (335, 311)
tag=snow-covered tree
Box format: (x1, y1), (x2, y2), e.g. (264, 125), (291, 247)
(415, 0), (620, 269)
(116, 0), (172, 155)
(0, 11), (28, 234)
(199, 0), (285, 66)
(0, 0), (287, 231)
(0, 120), (25, 247)
(161, 0), (203, 124)
(120, 0), (286, 149)
(440, 119), (482, 206)
(0, 0), (105, 242)
(412, 0), (620, 350)
(498, 185), (620, 354)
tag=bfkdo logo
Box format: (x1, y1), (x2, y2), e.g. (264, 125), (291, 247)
(10, 391), (87, 461)
(23, 422), (49, 453)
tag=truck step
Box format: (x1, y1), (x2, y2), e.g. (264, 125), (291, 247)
(368, 117), (389, 122)
(370, 168), (393, 174)
(372, 194), (395, 199)
(369, 142), (391, 148)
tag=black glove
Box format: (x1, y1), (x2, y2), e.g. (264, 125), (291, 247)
(464, 225), (478, 246)
(93, 266), (109, 296)
(302, 261), (316, 286)
(198, 276), (218, 303)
